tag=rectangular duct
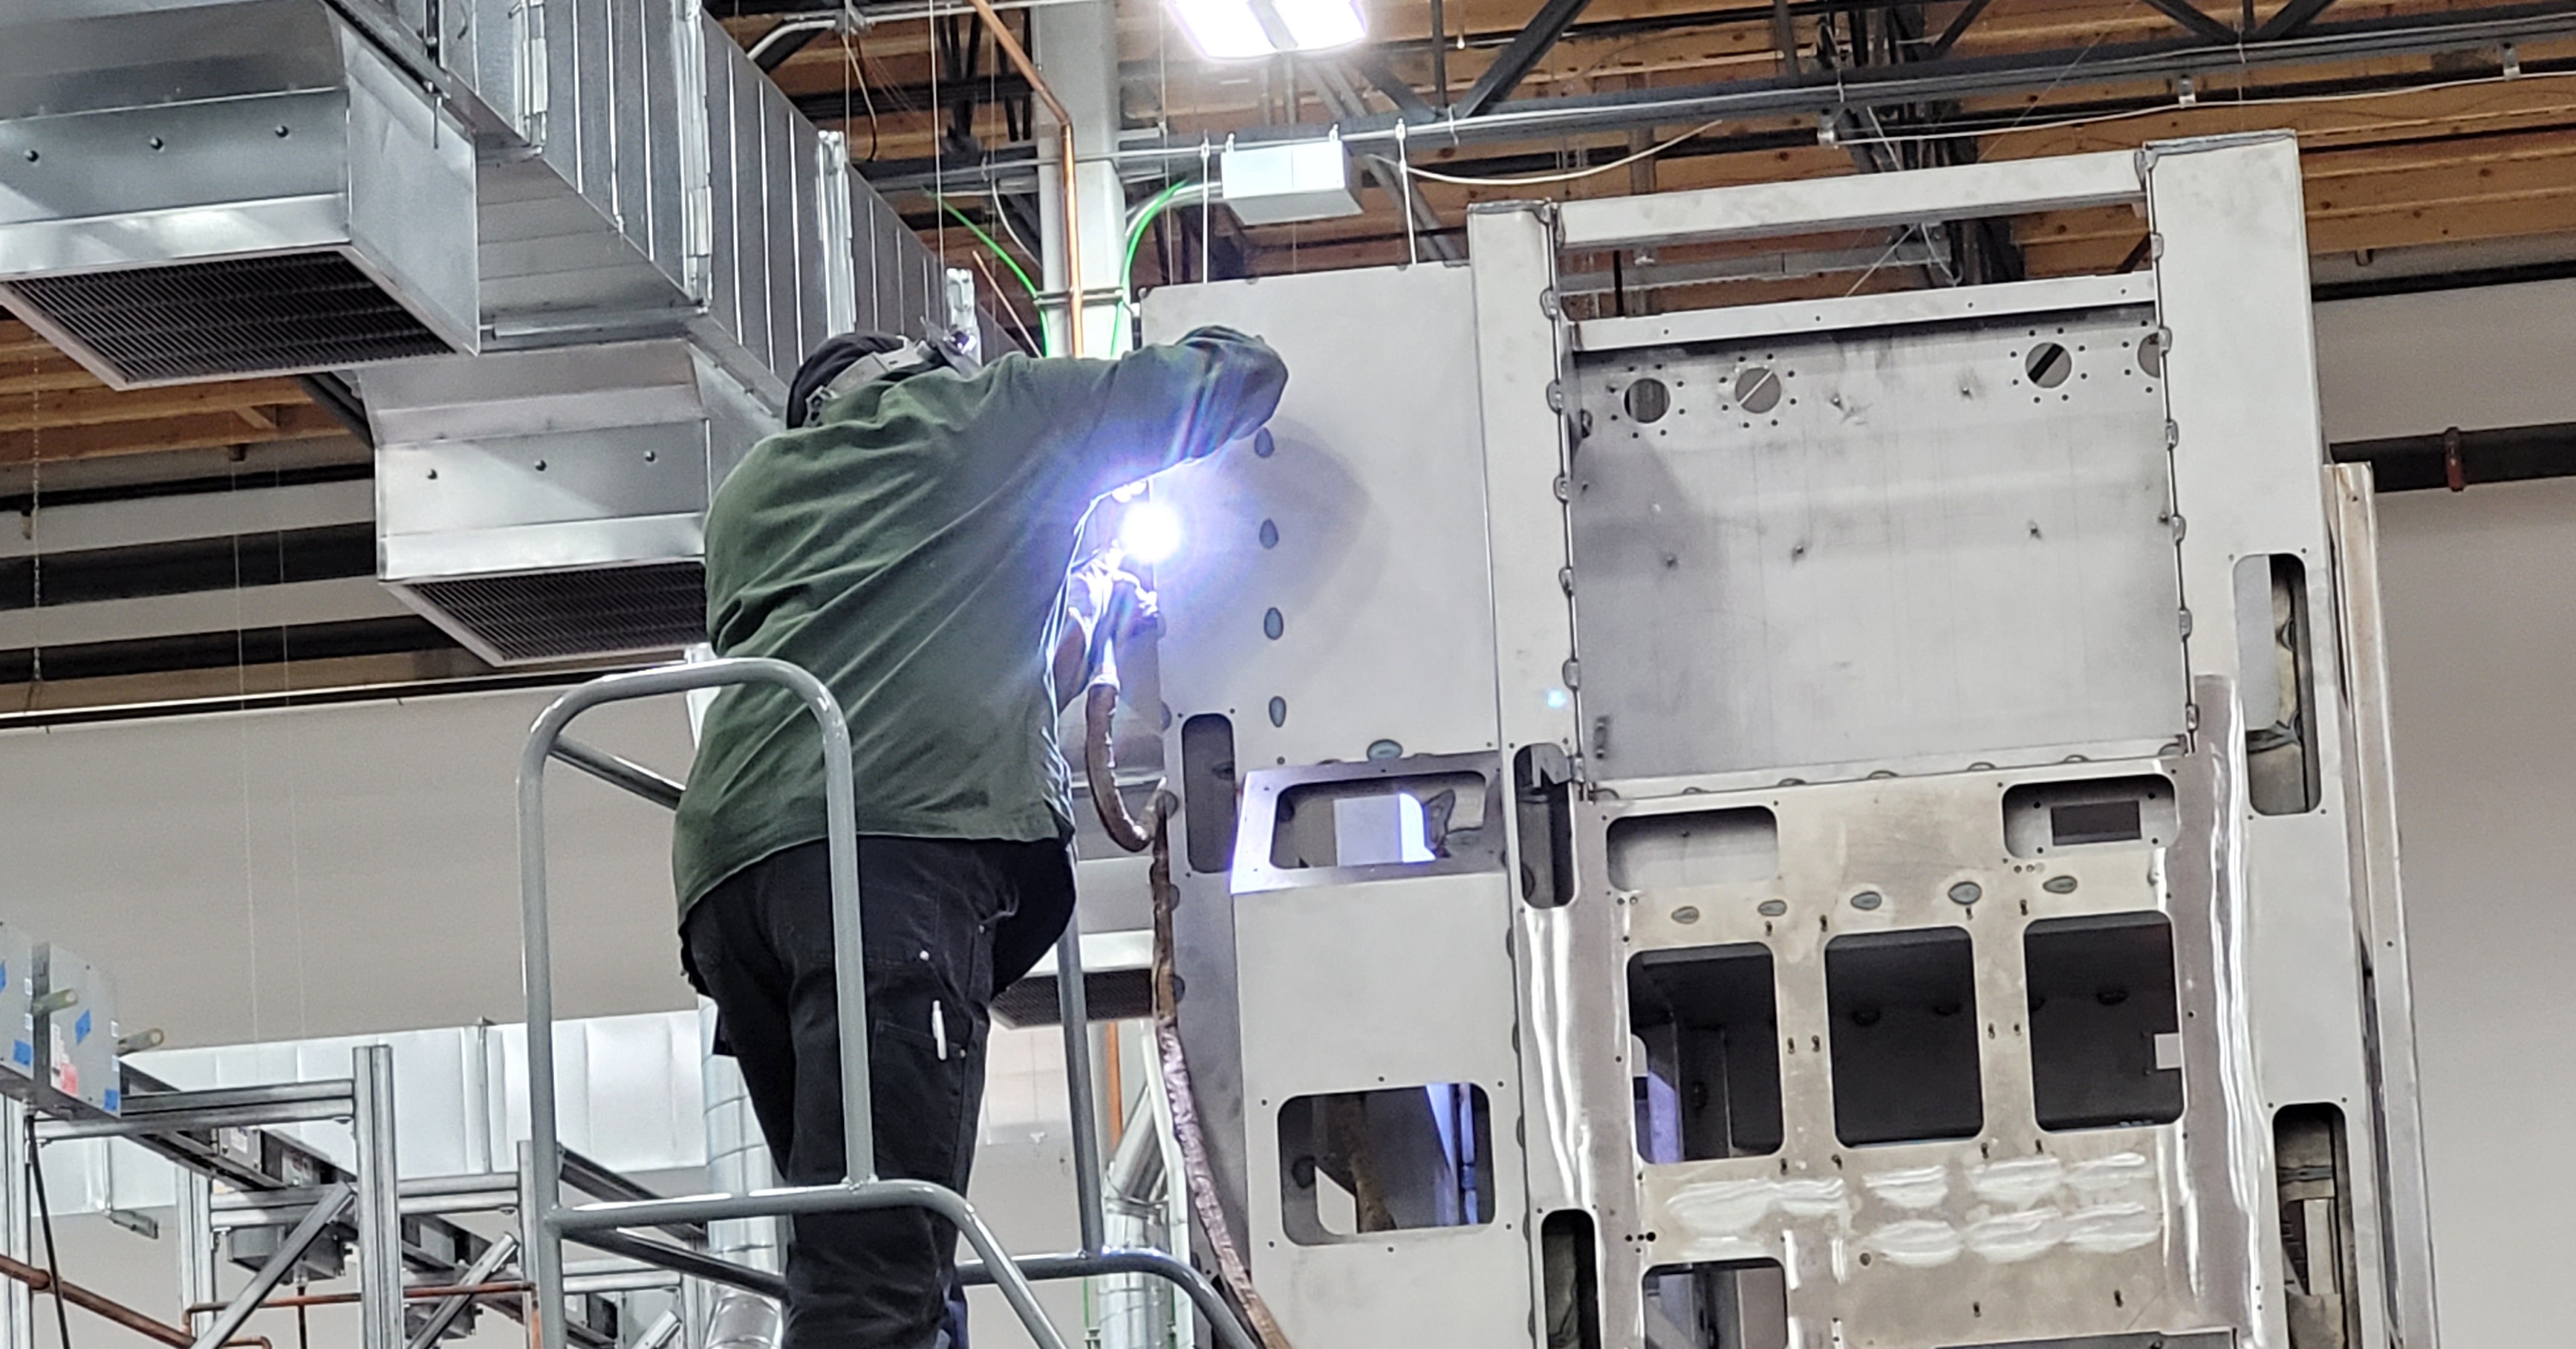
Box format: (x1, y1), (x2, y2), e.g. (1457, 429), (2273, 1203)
(0, 0), (479, 388)
(367, 339), (772, 665)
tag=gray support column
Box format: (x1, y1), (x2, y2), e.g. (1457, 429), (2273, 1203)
(1032, 0), (1128, 355)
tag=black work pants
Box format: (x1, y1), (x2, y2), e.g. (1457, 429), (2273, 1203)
(684, 836), (1074, 1349)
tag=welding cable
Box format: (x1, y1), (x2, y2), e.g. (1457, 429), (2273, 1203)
(1079, 595), (1291, 1346)
(1147, 810), (1292, 1349)
(1081, 577), (1162, 854)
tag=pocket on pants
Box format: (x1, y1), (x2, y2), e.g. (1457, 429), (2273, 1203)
(867, 1010), (975, 1189)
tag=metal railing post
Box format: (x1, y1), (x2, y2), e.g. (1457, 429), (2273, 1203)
(352, 1045), (403, 1349)
(1053, 924), (1107, 1255)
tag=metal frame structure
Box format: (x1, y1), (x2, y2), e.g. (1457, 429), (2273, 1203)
(512, 656), (1263, 1349)
(1138, 133), (2436, 1348)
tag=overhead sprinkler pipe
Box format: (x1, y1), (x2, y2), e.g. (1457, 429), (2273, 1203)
(960, 0), (1086, 356)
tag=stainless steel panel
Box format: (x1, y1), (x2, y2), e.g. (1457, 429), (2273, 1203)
(1575, 272), (2156, 354)
(1566, 306), (2184, 785)
(1555, 149), (2143, 250)
(1144, 264), (1503, 769)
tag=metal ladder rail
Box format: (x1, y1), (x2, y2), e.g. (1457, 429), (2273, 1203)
(520, 659), (1257, 1349)
(517, 658), (1070, 1349)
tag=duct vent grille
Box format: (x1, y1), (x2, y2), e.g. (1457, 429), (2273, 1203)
(409, 562), (706, 665)
(10, 253), (455, 385)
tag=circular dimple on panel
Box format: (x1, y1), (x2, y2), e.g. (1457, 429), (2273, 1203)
(1850, 891), (1884, 911)
(2043, 875), (2079, 894)
(1949, 881), (1984, 906)
(1758, 899), (1789, 917)
(1736, 365), (1782, 414)
(2026, 341), (2073, 389)
(1623, 377), (1671, 423)
(1267, 696), (1287, 726)
(1258, 519), (1279, 549)
(2136, 331), (2164, 377)
(1263, 608), (1284, 640)
(1671, 906), (1702, 925)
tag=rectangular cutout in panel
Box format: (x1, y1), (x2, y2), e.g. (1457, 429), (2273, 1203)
(2003, 775), (2177, 857)
(1516, 744), (1577, 908)
(1642, 1259), (1788, 1349)
(1269, 771), (1489, 870)
(1541, 1209), (1602, 1349)
(1628, 945), (1783, 1160)
(1180, 712), (1239, 875)
(2237, 553), (2322, 816)
(1607, 808), (1779, 891)
(1278, 1085), (1493, 1244)
(1824, 929), (1982, 1145)
(2276, 1104), (2364, 1349)
(2026, 913), (2185, 1130)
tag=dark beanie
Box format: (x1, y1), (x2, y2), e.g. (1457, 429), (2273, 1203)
(786, 331), (910, 428)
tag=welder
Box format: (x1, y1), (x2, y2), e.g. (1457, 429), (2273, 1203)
(671, 325), (1287, 1349)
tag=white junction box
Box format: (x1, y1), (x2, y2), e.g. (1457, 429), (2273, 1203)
(1220, 137), (1362, 225)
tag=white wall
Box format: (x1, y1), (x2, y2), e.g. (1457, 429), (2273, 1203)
(2314, 279), (2576, 1349)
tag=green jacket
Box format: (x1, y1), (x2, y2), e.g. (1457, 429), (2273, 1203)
(671, 329), (1289, 915)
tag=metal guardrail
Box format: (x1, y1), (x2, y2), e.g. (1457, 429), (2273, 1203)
(519, 656), (1261, 1349)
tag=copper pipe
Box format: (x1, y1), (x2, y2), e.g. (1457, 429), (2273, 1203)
(959, 0), (1085, 356)
(0, 1251), (269, 1349)
(186, 1281), (530, 1316)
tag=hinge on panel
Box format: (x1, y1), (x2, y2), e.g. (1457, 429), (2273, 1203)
(1558, 567), (1575, 596)
(1546, 380), (1564, 412)
(1541, 289), (1561, 319)
(1561, 658), (1581, 690)
(2179, 608), (2194, 638)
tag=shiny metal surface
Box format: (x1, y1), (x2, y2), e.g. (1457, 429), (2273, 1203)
(0, 0), (478, 386)
(1139, 137), (2427, 1349)
(1566, 306), (2182, 787)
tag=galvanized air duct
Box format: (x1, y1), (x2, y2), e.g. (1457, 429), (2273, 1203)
(0, 0), (479, 388)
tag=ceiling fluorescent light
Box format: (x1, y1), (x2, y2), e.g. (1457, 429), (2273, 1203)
(1167, 0), (1274, 60)
(1271, 0), (1365, 51)
(1167, 0), (1366, 59)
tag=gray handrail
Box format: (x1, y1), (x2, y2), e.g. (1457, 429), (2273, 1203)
(515, 657), (1067, 1349)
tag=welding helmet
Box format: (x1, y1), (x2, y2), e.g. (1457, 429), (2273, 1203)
(787, 328), (983, 429)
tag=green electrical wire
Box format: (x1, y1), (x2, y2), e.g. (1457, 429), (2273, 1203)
(932, 195), (1042, 305)
(1110, 180), (1203, 345)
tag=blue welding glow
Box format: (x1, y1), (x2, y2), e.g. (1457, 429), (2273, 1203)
(1117, 500), (1183, 565)
(1544, 687), (1570, 710)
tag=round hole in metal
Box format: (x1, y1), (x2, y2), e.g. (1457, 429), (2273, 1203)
(1623, 377), (1671, 424)
(1262, 608), (1284, 640)
(1267, 696), (1287, 726)
(2026, 341), (2073, 389)
(1258, 519), (1279, 549)
(1735, 365), (1782, 414)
